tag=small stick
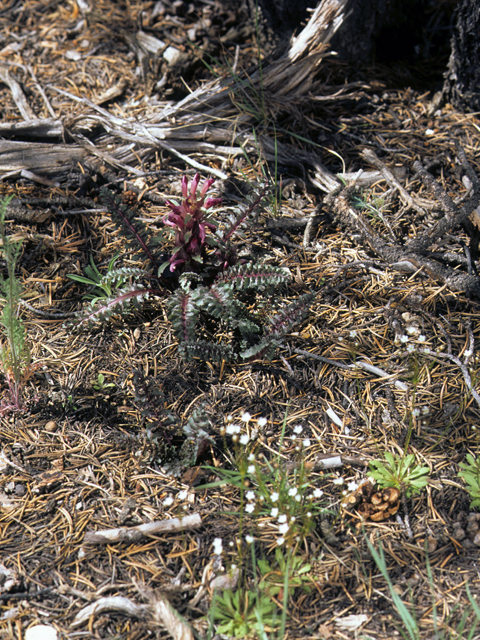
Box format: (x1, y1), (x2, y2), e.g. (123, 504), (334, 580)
(83, 513), (202, 545)
(361, 148), (426, 216)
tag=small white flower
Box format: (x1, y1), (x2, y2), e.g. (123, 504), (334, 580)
(412, 408), (420, 417)
(229, 541), (234, 547)
(406, 344), (415, 353)
(295, 494), (301, 502)
(406, 326), (416, 335)
(400, 335), (409, 343)
(226, 414), (233, 423)
(239, 434), (250, 445)
(278, 514), (288, 523)
(291, 435), (297, 441)
(293, 425), (303, 434)
(465, 349), (474, 358)
(271, 492), (279, 502)
(307, 511), (312, 517)
(290, 516), (296, 523)
(288, 487), (298, 497)
(245, 535), (254, 544)
(257, 417), (267, 427)
(226, 423), (241, 435)
(333, 477), (344, 485)
(425, 128), (434, 136)
(247, 465), (255, 474)
(347, 481), (358, 492)
(271, 507), (279, 517)
(248, 453), (255, 461)
(278, 523), (289, 535)
(245, 503), (255, 513)
(418, 335), (426, 343)
(422, 406), (429, 415)
(246, 491), (256, 501)
(163, 495), (174, 506)
(241, 412), (252, 422)
(313, 488), (323, 498)
(178, 490), (188, 500)
(213, 538), (223, 555)
(303, 438), (311, 448)
(349, 330), (357, 338)
(276, 537), (285, 546)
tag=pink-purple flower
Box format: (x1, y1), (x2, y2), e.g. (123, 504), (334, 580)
(164, 174), (222, 271)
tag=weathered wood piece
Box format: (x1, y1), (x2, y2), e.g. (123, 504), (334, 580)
(83, 513), (202, 545)
(0, 0), (348, 189)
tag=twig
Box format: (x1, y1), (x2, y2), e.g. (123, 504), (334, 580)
(83, 513), (202, 545)
(19, 299), (76, 319)
(361, 148), (426, 216)
(291, 347), (408, 390)
(0, 65), (35, 121)
(72, 596), (149, 628)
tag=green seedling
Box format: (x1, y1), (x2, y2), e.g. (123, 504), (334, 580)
(458, 453), (480, 509)
(92, 372), (116, 391)
(67, 253), (141, 304)
(369, 452), (429, 498)
(210, 588), (276, 639)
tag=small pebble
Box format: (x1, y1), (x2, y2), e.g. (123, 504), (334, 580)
(25, 625), (57, 640)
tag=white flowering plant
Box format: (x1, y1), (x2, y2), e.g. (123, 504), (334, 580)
(205, 412), (329, 548)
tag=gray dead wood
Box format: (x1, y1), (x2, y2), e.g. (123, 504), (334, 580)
(325, 149), (480, 298)
(0, 0), (348, 189)
(83, 513), (202, 545)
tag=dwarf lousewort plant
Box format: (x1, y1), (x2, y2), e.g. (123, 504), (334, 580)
(72, 174), (314, 365)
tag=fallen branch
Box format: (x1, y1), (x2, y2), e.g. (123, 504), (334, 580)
(72, 591), (194, 640)
(83, 513), (202, 545)
(0, 0), (349, 186)
(325, 148), (480, 297)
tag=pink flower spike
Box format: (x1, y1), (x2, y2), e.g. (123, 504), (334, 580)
(191, 174), (200, 197)
(181, 175), (189, 198)
(205, 197), (222, 209)
(201, 177), (215, 196)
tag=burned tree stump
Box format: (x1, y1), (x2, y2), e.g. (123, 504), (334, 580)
(443, 0), (480, 112)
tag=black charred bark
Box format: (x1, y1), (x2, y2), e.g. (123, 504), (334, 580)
(443, 0), (480, 112)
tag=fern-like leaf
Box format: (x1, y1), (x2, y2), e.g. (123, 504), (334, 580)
(240, 293), (315, 361)
(167, 288), (202, 345)
(76, 286), (153, 328)
(133, 369), (176, 442)
(101, 188), (159, 269)
(217, 262), (290, 290)
(220, 181), (268, 244)
(164, 404), (213, 476)
(180, 339), (234, 362)
(266, 292), (315, 339)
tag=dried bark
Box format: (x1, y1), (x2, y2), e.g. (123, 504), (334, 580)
(443, 0), (480, 112)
